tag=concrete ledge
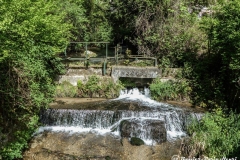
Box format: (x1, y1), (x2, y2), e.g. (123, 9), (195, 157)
(111, 66), (161, 81)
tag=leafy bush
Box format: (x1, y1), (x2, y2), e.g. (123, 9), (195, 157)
(101, 79), (124, 98)
(84, 75), (101, 97)
(187, 108), (240, 158)
(76, 75), (124, 98)
(150, 79), (191, 101)
(0, 116), (39, 159)
(55, 81), (78, 97)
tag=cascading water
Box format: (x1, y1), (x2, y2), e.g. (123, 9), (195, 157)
(37, 88), (202, 145)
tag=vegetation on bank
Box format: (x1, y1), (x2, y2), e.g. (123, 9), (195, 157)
(185, 1), (240, 157)
(0, 0), (240, 159)
(150, 79), (191, 102)
(56, 75), (124, 98)
(187, 108), (240, 158)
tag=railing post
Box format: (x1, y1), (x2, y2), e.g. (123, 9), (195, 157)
(115, 46), (118, 64)
(103, 59), (107, 76)
(85, 43), (88, 67)
(106, 43), (108, 59)
(117, 50), (118, 65)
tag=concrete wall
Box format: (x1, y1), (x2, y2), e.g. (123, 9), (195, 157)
(111, 66), (161, 82)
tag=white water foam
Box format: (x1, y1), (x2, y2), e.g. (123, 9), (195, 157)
(116, 88), (174, 109)
(35, 88), (202, 145)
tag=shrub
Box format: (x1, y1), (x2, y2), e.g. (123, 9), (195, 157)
(76, 76), (124, 98)
(150, 79), (191, 101)
(55, 81), (77, 97)
(187, 108), (240, 158)
(84, 75), (101, 98)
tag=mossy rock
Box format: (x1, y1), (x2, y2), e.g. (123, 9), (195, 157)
(105, 156), (111, 160)
(130, 137), (144, 146)
(83, 50), (97, 58)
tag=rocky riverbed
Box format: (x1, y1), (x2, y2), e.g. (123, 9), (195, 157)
(23, 89), (203, 160)
(23, 131), (182, 160)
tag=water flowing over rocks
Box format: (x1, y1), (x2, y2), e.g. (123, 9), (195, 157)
(24, 88), (203, 160)
(120, 119), (167, 144)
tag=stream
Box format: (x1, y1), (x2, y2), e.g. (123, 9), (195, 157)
(36, 88), (202, 145)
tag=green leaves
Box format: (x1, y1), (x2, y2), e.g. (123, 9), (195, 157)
(0, 0), (72, 159)
(58, 0), (112, 42)
(150, 78), (191, 101)
(188, 109), (240, 157)
(191, 0), (240, 109)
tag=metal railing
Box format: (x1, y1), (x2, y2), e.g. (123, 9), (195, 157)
(63, 42), (158, 75)
(64, 42), (110, 75)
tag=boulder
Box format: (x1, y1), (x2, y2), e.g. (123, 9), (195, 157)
(120, 120), (137, 137)
(148, 120), (167, 143)
(83, 50), (97, 58)
(119, 119), (167, 144)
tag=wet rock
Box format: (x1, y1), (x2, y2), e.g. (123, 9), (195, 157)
(120, 119), (167, 144)
(24, 132), (183, 160)
(148, 120), (167, 143)
(120, 120), (137, 137)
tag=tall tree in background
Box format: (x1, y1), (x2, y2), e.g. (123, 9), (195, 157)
(191, 0), (240, 110)
(109, 0), (207, 67)
(59, 0), (112, 42)
(0, 0), (71, 159)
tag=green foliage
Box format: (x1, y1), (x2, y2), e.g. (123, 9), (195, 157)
(187, 108), (240, 158)
(1, 115), (39, 159)
(0, 0), (71, 159)
(105, 156), (111, 160)
(123, 60), (130, 66)
(75, 75), (124, 98)
(77, 79), (84, 89)
(55, 81), (78, 97)
(84, 75), (101, 97)
(59, 0), (112, 42)
(111, 0), (207, 67)
(190, 0), (240, 110)
(150, 79), (191, 101)
(127, 60), (153, 67)
(119, 78), (136, 88)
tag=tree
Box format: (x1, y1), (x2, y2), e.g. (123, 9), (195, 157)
(109, 0), (207, 67)
(58, 0), (112, 42)
(0, 0), (71, 159)
(191, 0), (240, 110)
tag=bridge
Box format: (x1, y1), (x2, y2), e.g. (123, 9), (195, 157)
(62, 42), (161, 81)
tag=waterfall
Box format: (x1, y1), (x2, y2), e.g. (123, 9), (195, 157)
(37, 88), (203, 145)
